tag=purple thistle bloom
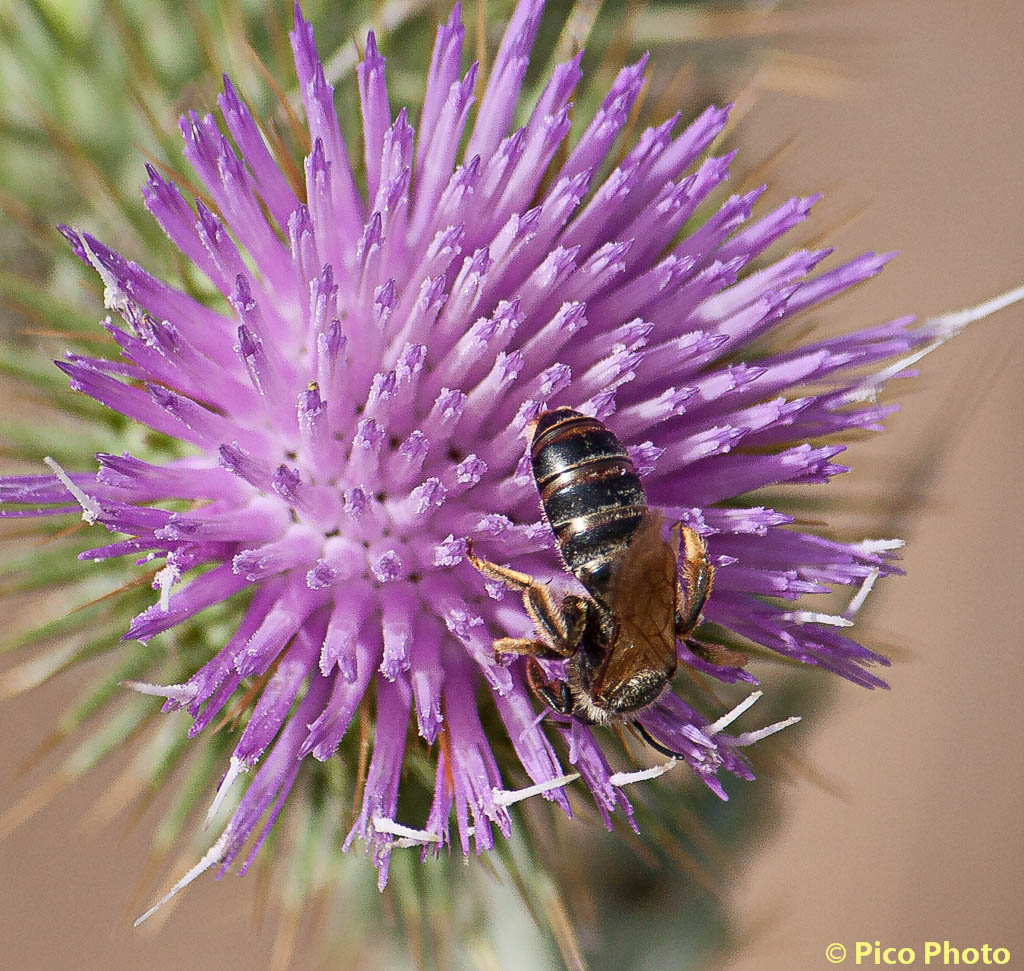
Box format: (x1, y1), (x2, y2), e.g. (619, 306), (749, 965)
(3, 0), (1019, 915)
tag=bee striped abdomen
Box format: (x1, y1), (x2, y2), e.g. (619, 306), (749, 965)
(530, 409), (646, 598)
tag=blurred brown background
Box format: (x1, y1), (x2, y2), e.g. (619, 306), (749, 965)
(2, 0), (1023, 968)
(726, 0), (1024, 968)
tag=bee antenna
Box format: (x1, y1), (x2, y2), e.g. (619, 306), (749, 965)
(633, 721), (686, 761)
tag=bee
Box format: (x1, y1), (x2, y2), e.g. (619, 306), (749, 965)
(468, 408), (721, 754)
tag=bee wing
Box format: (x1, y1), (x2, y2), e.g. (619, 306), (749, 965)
(592, 514), (678, 703)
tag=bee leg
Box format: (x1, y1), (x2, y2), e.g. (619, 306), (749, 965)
(493, 637), (568, 661)
(494, 640), (575, 715)
(526, 658), (575, 716)
(672, 523), (715, 639)
(466, 541), (577, 658)
(633, 721), (688, 760)
(561, 594), (589, 647)
(465, 540), (536, 590)
(684, 638), (749, 668)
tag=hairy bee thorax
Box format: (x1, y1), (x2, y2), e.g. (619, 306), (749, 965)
(568, 625), (675, 722)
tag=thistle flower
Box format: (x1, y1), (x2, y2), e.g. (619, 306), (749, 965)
(2, 0), (1021, 929)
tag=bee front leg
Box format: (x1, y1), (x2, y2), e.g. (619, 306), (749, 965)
(467, 541), (578, 658)
(561, 594), (589, 647)
(492, 637), (568, 661)
(525, 658), (574, 716)
(673, 523), (715, 639)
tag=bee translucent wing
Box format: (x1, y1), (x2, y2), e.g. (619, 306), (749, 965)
(592, 514), (678, 708)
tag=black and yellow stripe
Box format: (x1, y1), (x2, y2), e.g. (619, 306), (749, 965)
(530, 408), (646, 601)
